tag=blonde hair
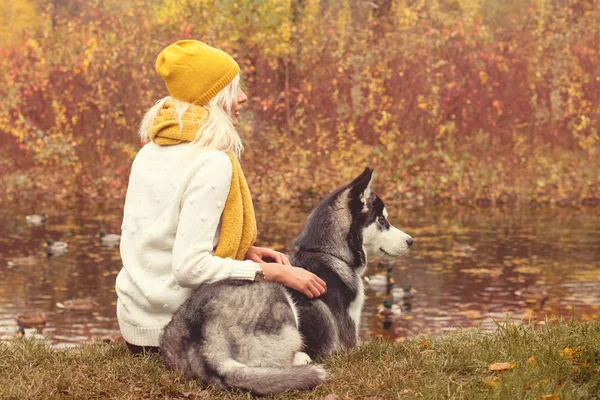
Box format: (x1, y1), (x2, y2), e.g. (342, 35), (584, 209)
(139, 75), (243, 157)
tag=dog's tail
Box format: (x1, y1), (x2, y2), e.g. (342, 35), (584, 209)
(218, 361), (327, 395)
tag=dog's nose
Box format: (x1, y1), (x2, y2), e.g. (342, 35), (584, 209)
(406, 237), (413, 247)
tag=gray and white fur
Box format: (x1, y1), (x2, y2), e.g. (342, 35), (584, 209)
(160, 167), (413, 394)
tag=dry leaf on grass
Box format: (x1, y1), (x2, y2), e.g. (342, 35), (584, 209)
(489, 362), (516, 371)
(483, 380), (500, 387)
(528, 356), (537, 366)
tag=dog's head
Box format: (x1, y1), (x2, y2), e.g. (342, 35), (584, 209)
(347, 167), (413, 259)
(292, 167), (412, 267)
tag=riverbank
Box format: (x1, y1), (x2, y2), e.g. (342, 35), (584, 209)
(2, 319), (599, 399)
(1, 148), (599, 210)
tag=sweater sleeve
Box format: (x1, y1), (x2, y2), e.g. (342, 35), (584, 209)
(171, 151), (259, 288)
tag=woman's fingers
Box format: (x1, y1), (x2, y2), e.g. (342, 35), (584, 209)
(272, 251), (291, 266)
(319, 282), (327, 295)
(314, 276), (326, 289)
(307, 279), (327, 298)
(307, 284), (321, 298)
(274, 253), (285, 264)
(247, 247), (291, 266)
(274, 265), (328, 298)
(310, 274), (327, 295)
(314, 282), (327, 295)
(248, 254), (263, 263)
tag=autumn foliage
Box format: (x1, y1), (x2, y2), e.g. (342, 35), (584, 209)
(0, 0), (598, 206)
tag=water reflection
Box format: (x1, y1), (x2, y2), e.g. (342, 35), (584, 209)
(0, 203), (599, 346)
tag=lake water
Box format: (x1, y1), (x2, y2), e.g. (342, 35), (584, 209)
(1, 202), (599, 347)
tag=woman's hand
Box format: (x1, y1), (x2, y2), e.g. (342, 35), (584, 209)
(259, 263), (327, 299)
(245, 246), (291, 266)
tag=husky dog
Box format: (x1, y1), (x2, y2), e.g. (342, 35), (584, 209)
(160, 167), (413, 394)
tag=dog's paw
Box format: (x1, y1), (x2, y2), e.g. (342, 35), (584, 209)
(292, 351), (312, 366)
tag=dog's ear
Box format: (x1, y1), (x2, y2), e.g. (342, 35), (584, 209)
(349, 167), (374, 205)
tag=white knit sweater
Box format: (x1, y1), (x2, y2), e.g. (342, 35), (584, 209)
(116, 142), (259, 346)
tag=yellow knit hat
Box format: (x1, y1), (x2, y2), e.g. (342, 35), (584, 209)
(155, 40), (240, 106)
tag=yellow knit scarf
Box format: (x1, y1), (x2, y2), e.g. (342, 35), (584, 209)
(149, 99), (257, 260)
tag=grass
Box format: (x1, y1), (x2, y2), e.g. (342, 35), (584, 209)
(1, 319), (599, 399)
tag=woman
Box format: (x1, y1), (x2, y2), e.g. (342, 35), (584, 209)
(115, 40), (327, 354)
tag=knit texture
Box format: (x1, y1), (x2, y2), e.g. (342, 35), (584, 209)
(156, 40), (240, 106)
(148, 99), (207, 144)
(116, 144), (260, 346)
(214, 154), (257, 260)
(149, 100), (257, 261)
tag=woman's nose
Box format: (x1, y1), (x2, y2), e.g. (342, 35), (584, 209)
(237, 89), (247, 105)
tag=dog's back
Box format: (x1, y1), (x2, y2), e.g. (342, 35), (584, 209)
(160, 280), (326, 394)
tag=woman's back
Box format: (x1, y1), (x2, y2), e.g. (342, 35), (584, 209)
(117, 143), (240, 346)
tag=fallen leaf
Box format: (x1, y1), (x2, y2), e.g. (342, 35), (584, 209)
(528, 356), (537, 366)
(489, 362), (516, 371)
(159, 376), (170, 386)
(465, 310), (482, 319)
(514, 266), (542, 274)
(539, 395), (559, 400)
(483, 379), (500, 387)
(461, 268), (502, 277)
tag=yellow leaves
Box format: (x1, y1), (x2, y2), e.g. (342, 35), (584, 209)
(578, 130), (599, 151)
(461, 268), (502, 278)
(528, 356), (537, 366)
(489, 362), (516, 371)
(479, 71), (488, 84)
(0, 0), (41, 47)
(279, 21), (291, 42)
(539, 395), (559, 400)
(560, 346), (583, 362)
(513, 266), (542, 274)
(483, 379), (500, 387)
(121, 143), (138, 160)
(483, 360), (516, 389)
(417, 94), (429, 111)
(379, 111), (391, 126)
(397, 4), (420, 29)
(464, 310), (482, 320)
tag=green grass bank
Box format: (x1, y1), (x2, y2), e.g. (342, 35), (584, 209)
(2, 319), (599, 400)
